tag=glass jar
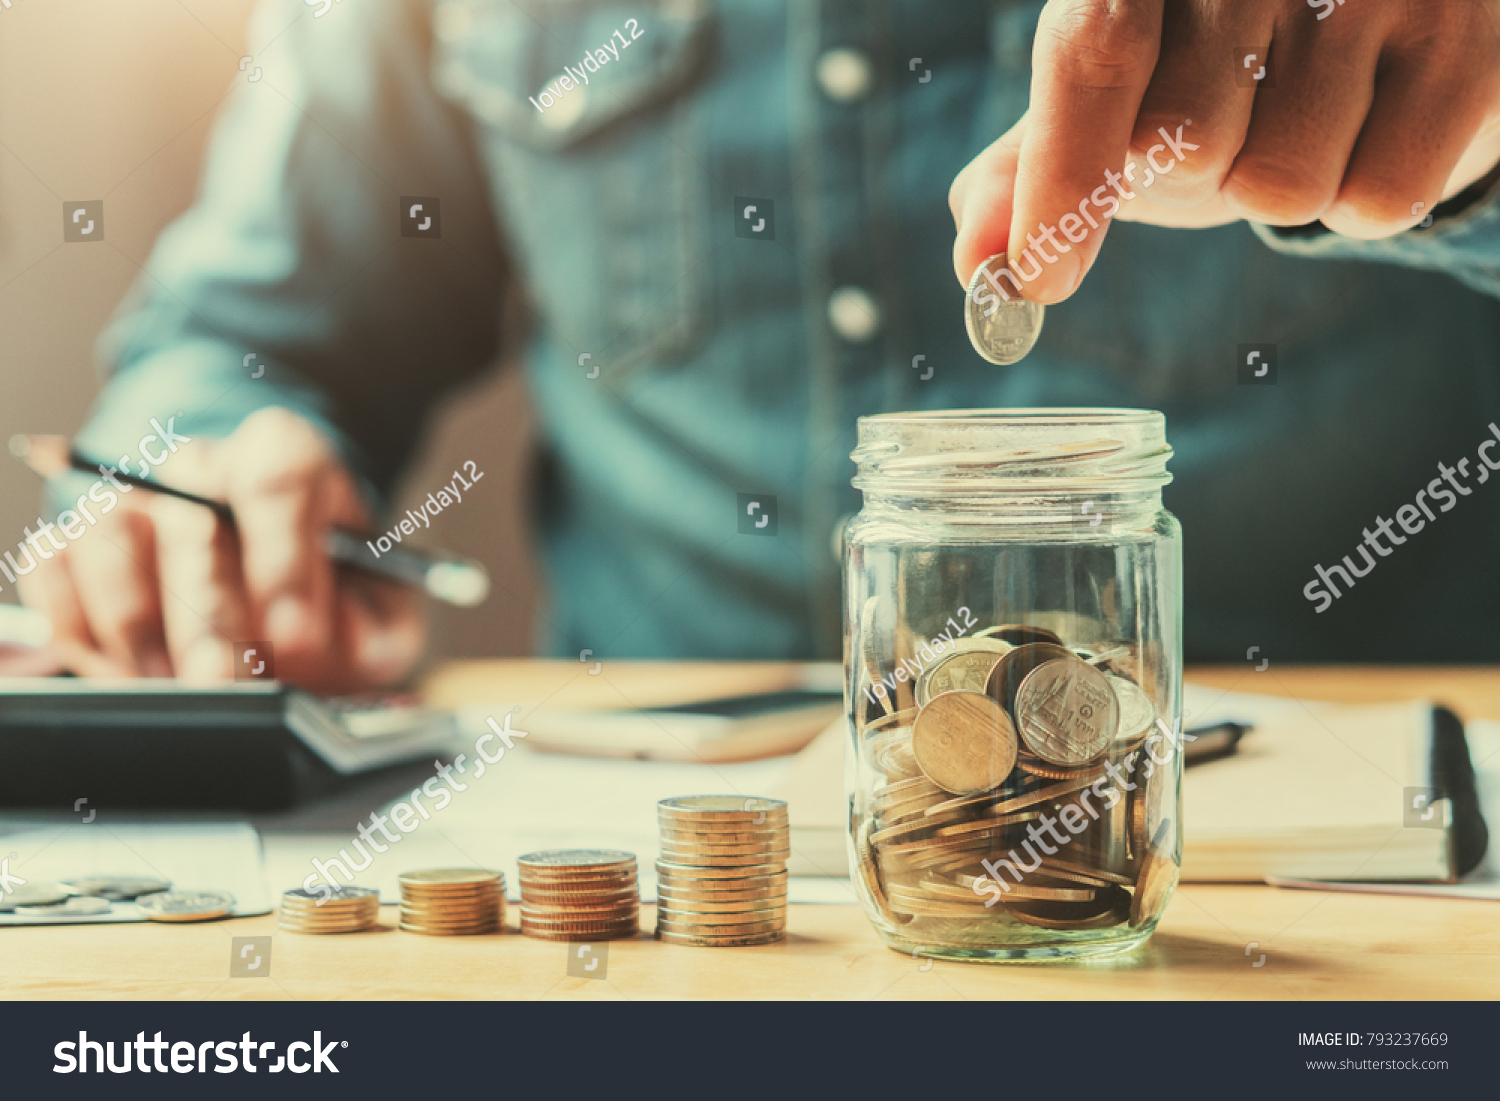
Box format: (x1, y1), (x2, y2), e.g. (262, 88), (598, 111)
(842, 409), (1182, 961)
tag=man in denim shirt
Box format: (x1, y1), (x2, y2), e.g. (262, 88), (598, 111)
(22, 0), (1500, 687)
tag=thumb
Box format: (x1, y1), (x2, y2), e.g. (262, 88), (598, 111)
(950, 114), (1028, 287)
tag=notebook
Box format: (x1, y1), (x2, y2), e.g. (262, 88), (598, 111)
(1181, 699), (1486, 882)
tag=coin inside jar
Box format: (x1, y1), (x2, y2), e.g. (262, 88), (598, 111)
(915, 638), (1013, 707)
(964, 253), (1046, 365)
(1107, 674), (1157, 743)
(911, 690), (1018, 795)
(986, 641), (1077, 717)
(1012, 658), (1120, 767)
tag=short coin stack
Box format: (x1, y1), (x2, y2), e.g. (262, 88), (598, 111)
(398, 868), (504, 935)
(655, 796), (789, 947)
(278, 886), (380, 934)
(517, 850), (640, 941)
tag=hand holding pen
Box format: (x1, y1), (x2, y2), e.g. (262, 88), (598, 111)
(8, 408), (487, 692)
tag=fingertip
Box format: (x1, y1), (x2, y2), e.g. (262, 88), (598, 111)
(266, 593), (326, 653)
(179, 636), (232, 683)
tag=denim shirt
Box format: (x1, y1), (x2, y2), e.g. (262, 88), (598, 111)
(76, 0), (1500, 662)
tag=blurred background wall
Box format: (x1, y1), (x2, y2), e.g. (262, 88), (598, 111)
(0, 0), (538, 660)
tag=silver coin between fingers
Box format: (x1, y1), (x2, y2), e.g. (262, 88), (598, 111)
(964, 253), (1045, 365)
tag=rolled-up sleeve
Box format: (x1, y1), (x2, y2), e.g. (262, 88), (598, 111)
(75, 0), (509, 504)
(1250, 173), (1500, 302)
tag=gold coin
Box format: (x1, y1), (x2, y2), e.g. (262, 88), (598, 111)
(655, 859), (785, 880)
(1015, 754), (1108, 782)
(660, 846), (792, 864)
(655, 917), (784, 937)
(1007, 884), (1131, 930)
(915, 639), (1013, 707)
(875, 776), (944, 804)
(862, 708), (918, 740)
(278, 913), (379, 927)
(1035, 855), (1133, 886)
(517, 873), (634, 892)
(657, 852), (788, 869)
(520, 890), (637, 908)
(517, 850), (635, 874)
(926, 773), (1096, 820)
(398, 868), (502, 887)
(911, 690), (1018, 795)
(986, 642), (1076, 715)
(854, 817), (911, 925)
(1129, 819), (1178, 927)
(656, 891), (787, 912)
(886, 896), (986, 918)
(521, 926), (639, 942)
(657, 796), (787, 823)
(655, 927), (785, 947)
(930, 809), (1041, 839)
(1013, 659), (1120, 767)
(519, 914), (639, 931)
(658, 826), (789, 845)
(519, 906), (636, 924)
(279, 921), (378, 935)
(935, 874), (1096, 903)
(655, 901), (786, 922)
(663, 876), (792, 894)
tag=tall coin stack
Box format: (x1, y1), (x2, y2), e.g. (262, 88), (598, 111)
(278, 886), (379, 934)
(398, 868), (504, 935)
(517, 850), (640, 941)
(655, 796), (789, 947)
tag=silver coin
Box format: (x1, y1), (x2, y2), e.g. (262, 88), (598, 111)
(915, 638), (1014, 707)
(64, 876), (171, 901)
(0, 883), (70, 911)
(135, 890), (235, 922)
(964, 253), (1045, 365)
(16, 896), (113, 916)
(1013, 659), (1120, 767)
(1106, 674), (1156, 742)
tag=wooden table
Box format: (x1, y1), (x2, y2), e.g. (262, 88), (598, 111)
(3, 665), (1497, 1000)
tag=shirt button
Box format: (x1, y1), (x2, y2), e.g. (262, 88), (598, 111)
(816, 48), (874, 103)
(828, 286), (882, 342)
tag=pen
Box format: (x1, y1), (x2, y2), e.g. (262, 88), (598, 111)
(8, 434), (490, 608)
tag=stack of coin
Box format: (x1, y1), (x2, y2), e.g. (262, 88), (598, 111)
(655, 796), (789, 947)
(516, 850), (639, 941)
(855, 622), (1176, 938)
(398, 868), (504, 935)
(278, 886), (380, 934)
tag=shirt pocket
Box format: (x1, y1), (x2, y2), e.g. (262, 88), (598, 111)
(432, 0), (717, 375)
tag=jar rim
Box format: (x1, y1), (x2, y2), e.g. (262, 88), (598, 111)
(860, 407), (1160, 427)
(851, 407), (1171, 509)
